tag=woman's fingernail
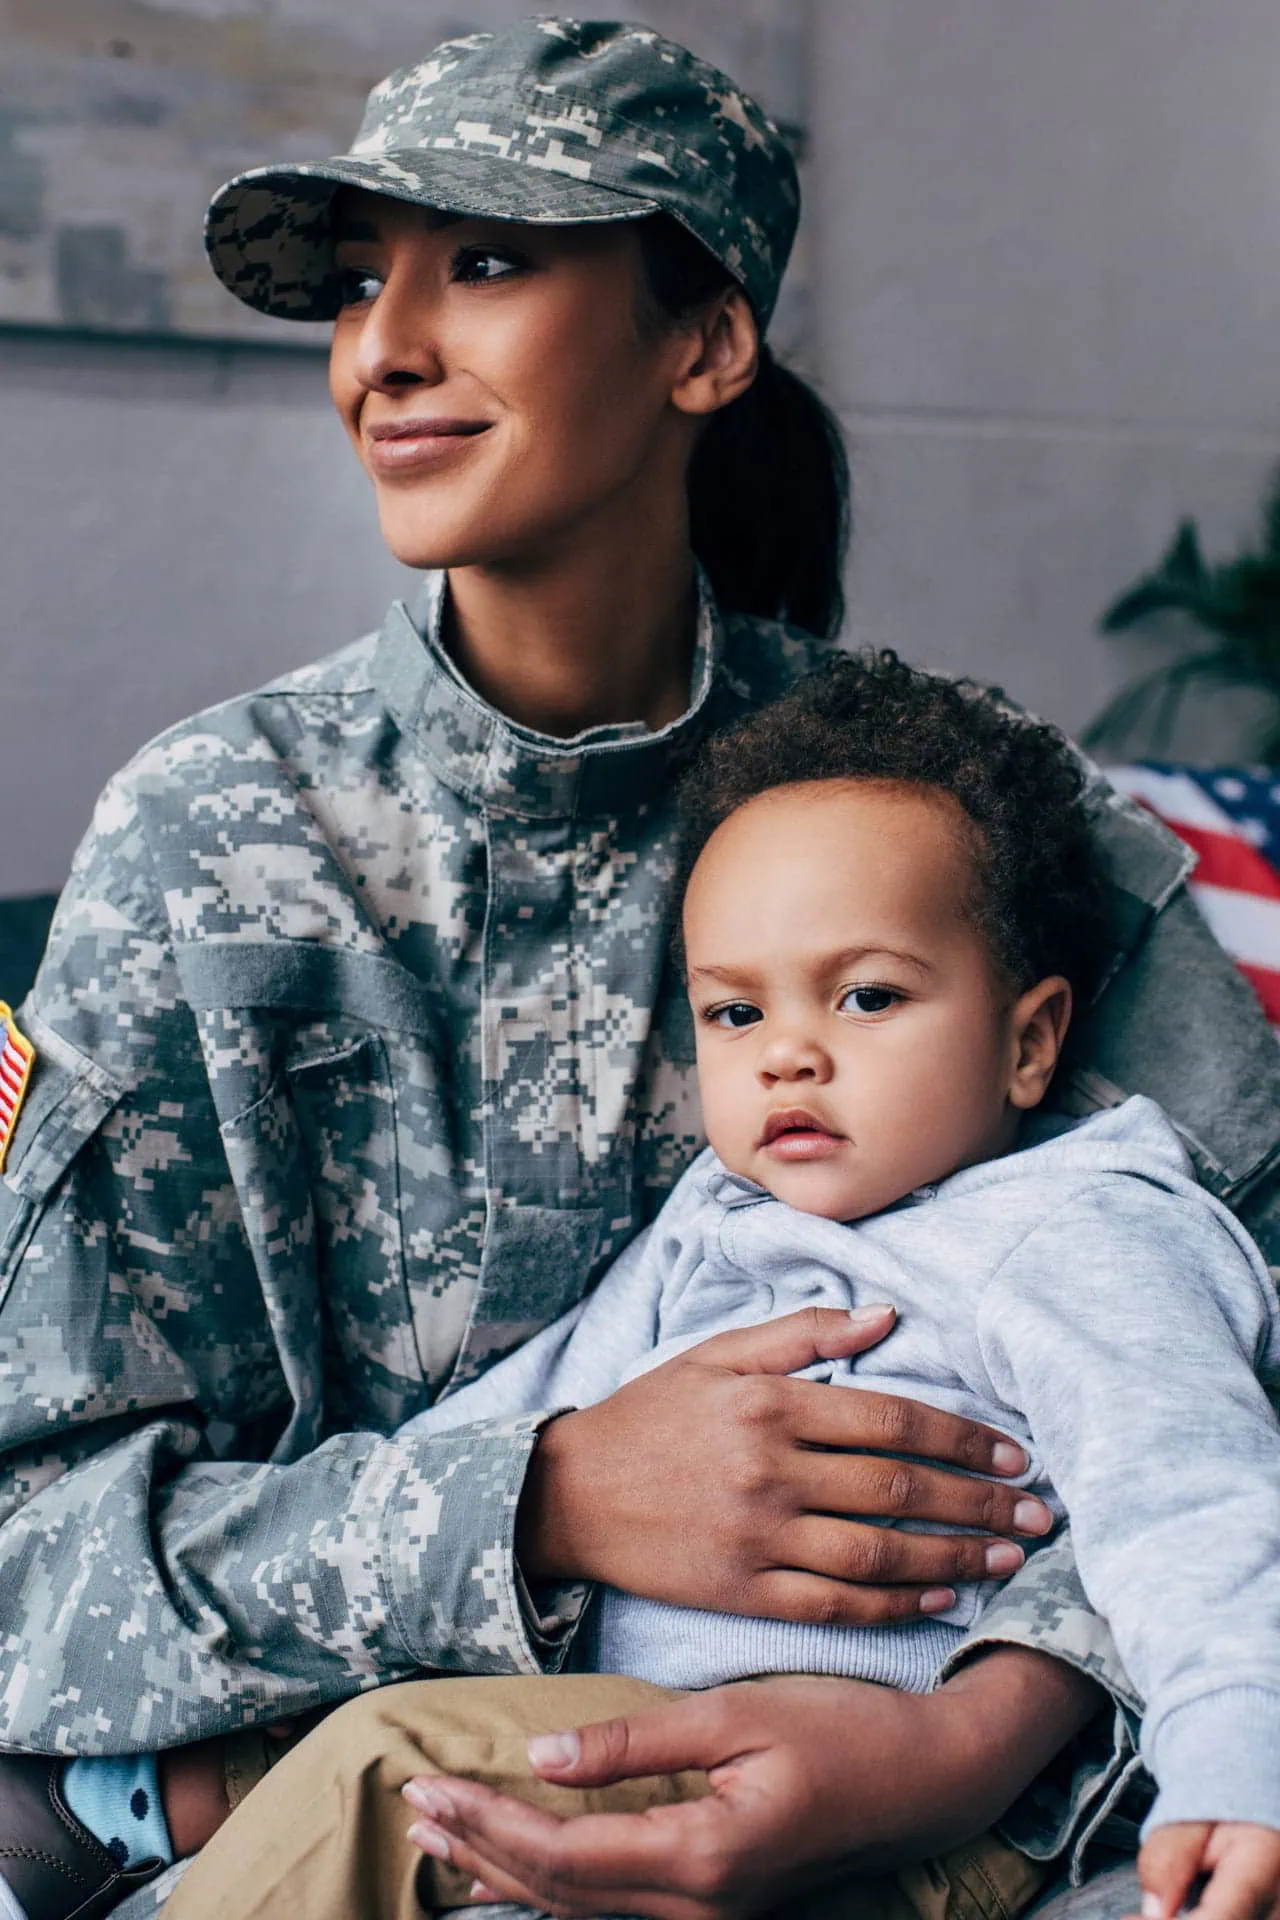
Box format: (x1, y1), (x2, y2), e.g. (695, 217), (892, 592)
(1141, 1895), (1164, 1918)
(1013, 1498), (1053, 1535)
(919, 1587), (955, 1614)
(991, 1441), (1028, 1474)
(528, 1729), (581, 1771)
(407, 1821), (452, 1861)
(984, 1542), (1024, 1575)
(471, 1882), (498, 1902)
(402, 1781), (455, 1819)
(848, 1303), (895, 1326)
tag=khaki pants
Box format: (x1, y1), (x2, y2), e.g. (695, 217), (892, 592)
(161, 1676), (1050, 1920)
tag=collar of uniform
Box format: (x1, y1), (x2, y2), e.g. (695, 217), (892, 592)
(372, 569), (725, 819)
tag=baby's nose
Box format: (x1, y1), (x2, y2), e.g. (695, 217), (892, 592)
(759, 1032), (832, 1081)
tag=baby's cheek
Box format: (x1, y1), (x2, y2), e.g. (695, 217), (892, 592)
(696, 1070), (751, 1173)
(699, 1095), (741, 1169)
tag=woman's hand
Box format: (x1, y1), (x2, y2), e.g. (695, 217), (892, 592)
(403, 1650), (1104, 1920)
(518, 1306), (1053, 1624)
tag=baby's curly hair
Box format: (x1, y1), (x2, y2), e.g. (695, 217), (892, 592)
(678, 651), (1113, 1002)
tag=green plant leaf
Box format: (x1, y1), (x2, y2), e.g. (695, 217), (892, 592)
(1081, 653), (1260, 759)
(1100, 522), (1207, 632)
(1164, 520), (1209, 586)
(1091, 464), (1280, 762)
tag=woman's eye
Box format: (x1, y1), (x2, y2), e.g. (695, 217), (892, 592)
(335, 267), (384, 307)
(840, 985), (900, 1016)
(709, 1002), (763, 1030)
(452, 246), (525, 285)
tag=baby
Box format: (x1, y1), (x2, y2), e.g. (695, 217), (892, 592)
(163, 653), (1280, 1920)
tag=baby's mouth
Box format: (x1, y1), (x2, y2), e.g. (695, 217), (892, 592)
(759, 1108), (845, 1158)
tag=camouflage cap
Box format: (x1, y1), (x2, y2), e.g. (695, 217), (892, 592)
(205, 17), (799, 330)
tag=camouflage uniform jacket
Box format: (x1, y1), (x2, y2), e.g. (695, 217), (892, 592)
(2, 575), (1279, 1885)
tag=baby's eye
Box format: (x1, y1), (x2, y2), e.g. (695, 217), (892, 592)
(451, 245), (525, 284)
(840, 985), (900, 1016)
(709, 1002), (763, 1030)
(335, 267), (384, 307)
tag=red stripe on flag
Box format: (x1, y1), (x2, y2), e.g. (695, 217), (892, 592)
(1234, 959), (1280, 1024)
(1150, 818), (1280, 902)
(0, 1053), (21, 1090)
(0, 1061), (21, 1096)
(0, 1089), (14, 1120)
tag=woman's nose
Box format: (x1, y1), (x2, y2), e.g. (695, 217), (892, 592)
(350, 270), (446, 395)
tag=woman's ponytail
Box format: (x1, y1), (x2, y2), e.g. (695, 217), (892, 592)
(637, 217), (851, 641)
(688, 346), (850, 640)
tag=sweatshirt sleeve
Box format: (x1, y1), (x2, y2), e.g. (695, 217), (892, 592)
(975, 1177), (1280, 1836)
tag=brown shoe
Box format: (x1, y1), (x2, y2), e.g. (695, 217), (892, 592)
(0, 1754), (164, 1920)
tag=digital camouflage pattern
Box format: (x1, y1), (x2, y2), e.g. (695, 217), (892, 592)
(3, 576), (1280, 1910)
(0, 573), (826, 1763)
(204, 17), (799, 328)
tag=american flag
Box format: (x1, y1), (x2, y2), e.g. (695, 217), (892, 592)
(1107, 764), (1280, 1036)
(0, 1001), (34, 1174)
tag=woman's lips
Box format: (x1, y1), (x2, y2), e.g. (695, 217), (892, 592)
(365, 419), (491, 474)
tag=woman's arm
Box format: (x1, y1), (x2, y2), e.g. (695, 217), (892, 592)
(417, 1260), (1054, 1625)
(413, 1154), (1054, 1623)
(0, 800), (581, 1750)
(516, 1315), (1052, 1623)
(405, 1650), (1104, 1920)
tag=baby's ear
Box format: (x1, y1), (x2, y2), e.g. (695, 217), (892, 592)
(1007, 976), (1073, 1110)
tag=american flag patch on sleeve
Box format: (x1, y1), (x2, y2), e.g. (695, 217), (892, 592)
(0, 1002), (34, 1175)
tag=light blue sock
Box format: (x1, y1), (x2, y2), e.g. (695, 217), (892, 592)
(0, 1875), (30, 1920)
(61, 1753), (174, 1870)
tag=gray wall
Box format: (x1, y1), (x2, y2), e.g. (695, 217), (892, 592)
(811, 0), (1280, 733)
(0, 331), (411, 897)
(5, 1), (1280, 895)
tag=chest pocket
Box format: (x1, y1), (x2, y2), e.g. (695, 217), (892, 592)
(446, 1201), (603, 1392)
(285, 1033), (424, 1437)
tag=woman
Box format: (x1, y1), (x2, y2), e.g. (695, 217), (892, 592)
(0, 20), (1277, 1920)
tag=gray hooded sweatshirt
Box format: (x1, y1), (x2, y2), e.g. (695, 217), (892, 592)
(407, 1096), (1280, 1837)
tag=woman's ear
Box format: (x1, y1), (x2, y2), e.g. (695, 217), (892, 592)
(670, 288), (759, 417)
(1006, 975), (1073, 1111)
